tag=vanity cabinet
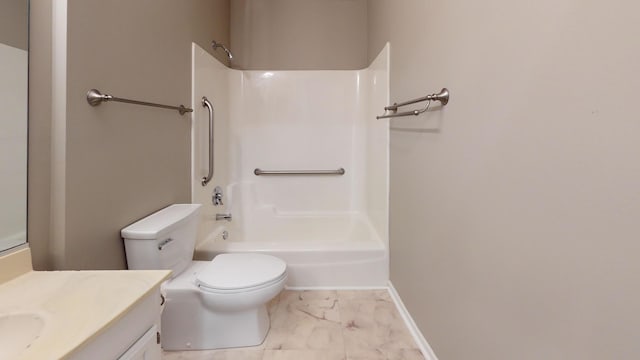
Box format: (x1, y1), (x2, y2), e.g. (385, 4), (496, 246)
(0, 252), (171, 360)
(118, 325), (162, 360)
(67, 287), (165, 360)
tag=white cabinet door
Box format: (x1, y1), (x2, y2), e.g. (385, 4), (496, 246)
(118, 325), (161, 360)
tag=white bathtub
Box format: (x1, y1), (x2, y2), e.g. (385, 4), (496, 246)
(194, 213), (388, 288)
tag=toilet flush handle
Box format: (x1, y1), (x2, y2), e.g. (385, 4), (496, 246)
(158, 238), (173, 251)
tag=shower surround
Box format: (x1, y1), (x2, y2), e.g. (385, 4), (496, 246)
(191, 44), (389, 287)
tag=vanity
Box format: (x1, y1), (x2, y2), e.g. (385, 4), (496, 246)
(0, 248), (170, 359)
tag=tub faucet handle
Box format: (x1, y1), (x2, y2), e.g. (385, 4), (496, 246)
(213, 186), (224, 206)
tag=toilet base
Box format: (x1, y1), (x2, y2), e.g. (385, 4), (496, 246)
(161, 294), (270, 350)
(159, 260), (285, 351)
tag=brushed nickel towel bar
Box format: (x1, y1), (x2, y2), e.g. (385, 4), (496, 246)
(377, 88), (449, 119)
(254, 168), (346, 176)
(86, 89), (194, 115)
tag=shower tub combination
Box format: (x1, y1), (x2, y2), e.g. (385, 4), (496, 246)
(191, 43), (390, 288)
(195, 208), (387, 288)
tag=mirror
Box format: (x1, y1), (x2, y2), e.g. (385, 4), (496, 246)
(0, 0), (29, 252)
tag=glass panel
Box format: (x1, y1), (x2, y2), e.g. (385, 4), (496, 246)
(0, 0), (29, 251)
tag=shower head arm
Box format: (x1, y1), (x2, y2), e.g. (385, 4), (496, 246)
(212, 40), (233, 60)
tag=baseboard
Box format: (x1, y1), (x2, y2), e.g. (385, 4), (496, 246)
(284, 285), (389, 291)
(387, 281), (439, 360)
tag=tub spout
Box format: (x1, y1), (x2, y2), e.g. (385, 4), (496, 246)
(215, 213), (232, 221)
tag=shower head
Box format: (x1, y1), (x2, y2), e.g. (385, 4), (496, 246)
(212, 40), (233, 60)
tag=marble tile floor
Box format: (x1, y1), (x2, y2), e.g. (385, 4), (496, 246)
(162, 290), (425, 360)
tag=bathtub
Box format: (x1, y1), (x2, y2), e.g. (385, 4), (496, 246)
(194, 213), (388, 288)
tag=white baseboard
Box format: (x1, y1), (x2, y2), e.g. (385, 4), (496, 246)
(285, 285), (389, 291)
(387, 281), (439, 360)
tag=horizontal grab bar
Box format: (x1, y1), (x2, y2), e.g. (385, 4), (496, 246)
(86, 89), (194, 115)
(254, 168), (345, 176)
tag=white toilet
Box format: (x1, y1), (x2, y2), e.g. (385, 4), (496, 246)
(121, 204), (287, 350)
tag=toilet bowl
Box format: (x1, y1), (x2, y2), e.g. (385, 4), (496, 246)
(121, 204), (287, 350)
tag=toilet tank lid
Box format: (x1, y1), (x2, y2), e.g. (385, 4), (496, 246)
(121, 204), (202, 240)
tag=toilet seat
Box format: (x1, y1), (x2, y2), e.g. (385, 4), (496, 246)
(196, 253), (287, 292)
(198, 272), (288, 294)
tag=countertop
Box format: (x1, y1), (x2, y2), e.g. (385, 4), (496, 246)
(0, 269), (171, 360)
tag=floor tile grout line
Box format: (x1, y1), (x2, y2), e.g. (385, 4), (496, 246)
(337, 293), (349, 360)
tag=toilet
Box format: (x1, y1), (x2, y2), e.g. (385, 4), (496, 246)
(121, 204), (287, 350)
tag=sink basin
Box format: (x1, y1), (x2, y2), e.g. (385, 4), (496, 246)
(0, 313), (45, 358)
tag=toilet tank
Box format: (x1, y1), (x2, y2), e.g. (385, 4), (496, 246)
(121, 204), (202, 277)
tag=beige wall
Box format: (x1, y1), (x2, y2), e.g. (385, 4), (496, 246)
(0, 0), (28, 50)
(369, 1), (640, 359)
(28, 1), (52, 269)
(230, 0), (367, 70)
(29, 0), (230, 270)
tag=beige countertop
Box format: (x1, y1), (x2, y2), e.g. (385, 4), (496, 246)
(0, 269), (171, 360)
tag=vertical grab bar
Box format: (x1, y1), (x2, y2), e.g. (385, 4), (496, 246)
(201, 97), (214, 186)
